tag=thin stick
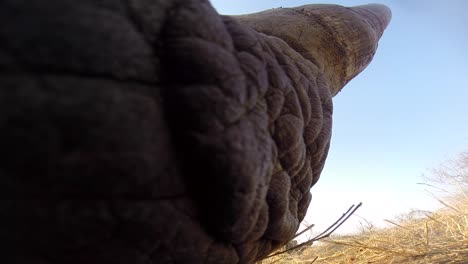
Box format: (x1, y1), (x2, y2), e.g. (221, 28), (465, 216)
(313, 202), (363, 241)
(265, 202), (363, 258)
(293, 224), (315, 239)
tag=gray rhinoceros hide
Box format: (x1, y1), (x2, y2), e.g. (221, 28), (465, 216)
(0, 0), (391, 263)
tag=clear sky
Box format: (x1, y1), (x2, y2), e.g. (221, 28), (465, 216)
(210, 0), (468, 235)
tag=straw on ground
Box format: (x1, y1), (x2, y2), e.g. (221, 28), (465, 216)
(258, 152), (468, 264)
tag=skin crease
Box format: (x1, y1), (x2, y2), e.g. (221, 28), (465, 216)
(0, 0), (390, 263)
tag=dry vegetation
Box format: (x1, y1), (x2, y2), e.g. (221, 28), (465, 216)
(259, 152), (468, 264)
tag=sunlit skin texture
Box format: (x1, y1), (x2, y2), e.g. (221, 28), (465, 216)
(0, 1), (390, 263)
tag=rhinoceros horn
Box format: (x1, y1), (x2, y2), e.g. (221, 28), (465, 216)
(234, 4), (392, 95)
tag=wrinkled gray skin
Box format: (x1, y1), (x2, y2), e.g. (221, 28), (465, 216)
(0, 1), (390, 263)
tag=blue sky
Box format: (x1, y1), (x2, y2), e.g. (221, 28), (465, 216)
(210, 0), (468, 234)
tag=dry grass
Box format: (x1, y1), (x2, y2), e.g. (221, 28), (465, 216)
(302, 198), (468, 264)
(258, 152), (468, 264)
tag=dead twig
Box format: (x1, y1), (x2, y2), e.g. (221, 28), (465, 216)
(265, 202), (363, 258)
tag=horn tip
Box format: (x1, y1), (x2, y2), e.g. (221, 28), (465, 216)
(352, 4), (392, 37)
